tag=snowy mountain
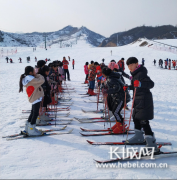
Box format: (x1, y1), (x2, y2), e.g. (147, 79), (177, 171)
(99, 25), (177, 47)
(0, 26), (105, 47)
(0, 39), (177, 179)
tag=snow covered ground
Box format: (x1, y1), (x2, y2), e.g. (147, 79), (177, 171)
(0, 39), (177, 179)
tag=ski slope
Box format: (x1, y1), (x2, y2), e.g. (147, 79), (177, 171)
(0, 40), (177, 179)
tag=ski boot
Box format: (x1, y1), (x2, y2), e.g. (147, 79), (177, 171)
(39, 114), (50, 121)
(25, 120), (29, 133)
(87, 88), (91, 95)
(145, 133), (159, 152)
(125, 129), (145, 143)
(36, 118), (48, 125)
(27, 123), (43, 136)
(111, 122), (127, 134)
(89, 89), (97, 96)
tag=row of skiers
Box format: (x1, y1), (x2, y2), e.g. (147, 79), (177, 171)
(154, 58), (177, 69)
(83, 58), (126, 96)
(19, 59), (70, 136)
(84, 57), (159, 152)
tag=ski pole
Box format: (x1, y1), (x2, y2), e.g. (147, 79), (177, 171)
(123, 91), (126, 137)
(125, 88), (137, 148)
(97, 86), (100, 111)
(105, 94), (112, 130)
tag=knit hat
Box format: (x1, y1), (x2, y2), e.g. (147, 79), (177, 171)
(37, 60), (46, 68)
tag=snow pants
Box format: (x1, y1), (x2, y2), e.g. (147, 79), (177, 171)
(28, 102), (41, 125)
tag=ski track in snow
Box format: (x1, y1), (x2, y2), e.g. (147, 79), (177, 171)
(0, 41), (177, 179)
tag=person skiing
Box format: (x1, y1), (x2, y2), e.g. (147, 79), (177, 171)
(88, 60), (94, 70)
(19, 57), (22, 63)
(84, 62), (89, 84)
(165, 60), (167, 69)
(172, 60), (176, 69)
(108, 60), (119, 70)
(101, 67), (129, 134)
(100, 58), (105, 68)
(95, 62), (102, 86)
(9, 58), (13, 63)
(58, 61), (65, 84)
(123, 57), (158, 152)
(117, 58), (125, 71)
(62, 57), (70, 81)
(19, 66), (45, 136)
(168, 59), (171, 70)
(142, 58), (145, 66)
(88, 62), (97, 95)
(153, 59), (156, 66)
(72, 59), (75, 69)
(45, 58), (48, 63)
(6, 57), (9, 63)
(35, 57), (37, 62)
(38, 65), (52, 112)
(108, 60), (130, 110)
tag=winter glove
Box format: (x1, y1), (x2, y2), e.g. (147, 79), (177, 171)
(123, 85), (129, 91)
(134, 80), (141, 87)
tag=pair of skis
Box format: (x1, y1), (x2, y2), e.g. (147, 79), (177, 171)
(75, 117), (117, 123)
(94, 145), (177, 163)
(20, 112), (70, 120)
(4, 129), (73, 141)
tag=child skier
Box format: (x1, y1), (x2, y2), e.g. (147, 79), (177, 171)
(101, 67), (129, 134)
(123, 57), (158, 152)
(19, 66), (45, 136)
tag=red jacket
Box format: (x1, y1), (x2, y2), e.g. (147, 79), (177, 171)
(72, 60), (75, 65)
(96, 65), (102, 78)
(84, 65), (89, 74)
(117, 60), (125, 71)
(62, 60), (69, 69)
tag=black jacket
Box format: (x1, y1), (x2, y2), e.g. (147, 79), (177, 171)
(106, 72), (125, 111)
(129, 65), (154, 121)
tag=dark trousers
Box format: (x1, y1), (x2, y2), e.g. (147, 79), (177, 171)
(73, 65), (74, 69)
(28, 102), (41, 125)
(89, 80), (95, 90)
(85, 74), (88, 81)
(112, 101), (124, 123)
(134, 119), (153, 136)
(64, 69), (70, 80)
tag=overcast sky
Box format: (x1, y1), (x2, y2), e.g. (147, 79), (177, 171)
(0, 0), (177, 37)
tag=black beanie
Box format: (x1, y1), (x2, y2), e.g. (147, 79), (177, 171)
(102, 67), (112, 76)
(126, 57), (138, 65)
(37, 60), (46, 68)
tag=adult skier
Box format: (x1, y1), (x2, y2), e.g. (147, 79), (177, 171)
(62, 57), (70, 81)
(72, 59), (75, 69)
(6, 57), (9, 63)
(142, 58), (145, 66)
(117, 58), (125, 71)
(153, 59), (156, 66)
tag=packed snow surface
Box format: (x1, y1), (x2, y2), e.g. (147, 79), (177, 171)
(0, 41), (177, 179)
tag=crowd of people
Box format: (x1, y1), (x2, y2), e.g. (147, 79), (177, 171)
(83, 57), (159, 152)
(153, 58), (177, 70)
(19, 56), (71, 136)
